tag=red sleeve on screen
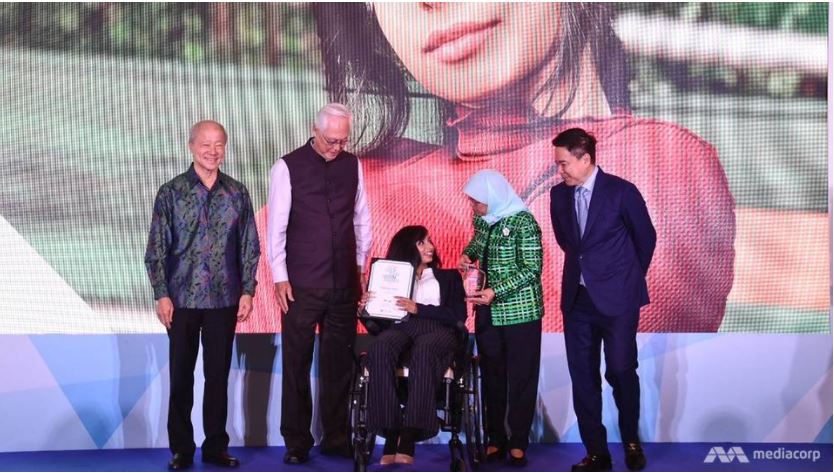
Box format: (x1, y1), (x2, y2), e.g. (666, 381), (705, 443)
(597, 116), (736, 332)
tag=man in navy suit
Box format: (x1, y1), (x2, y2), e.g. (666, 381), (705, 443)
(549, 128), (656, 472)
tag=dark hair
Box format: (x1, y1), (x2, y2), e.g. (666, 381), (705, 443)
(312, 3), (630, 155)
(552, 127), (597, 164)
(385, 225), (441, 270)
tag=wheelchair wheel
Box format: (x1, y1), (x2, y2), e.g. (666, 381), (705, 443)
(349, 356), (376, 472)
(462, 355), (485, 471)
(354, 455), (367, 472)
(450, 457), (467, 472)
(352, 433), (375, 472)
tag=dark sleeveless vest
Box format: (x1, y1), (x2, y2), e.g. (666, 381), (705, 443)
(282, 140), (359, 289)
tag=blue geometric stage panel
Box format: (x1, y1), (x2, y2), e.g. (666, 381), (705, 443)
(0, 333), (830, 452)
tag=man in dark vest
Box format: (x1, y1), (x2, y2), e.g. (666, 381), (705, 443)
(267, 103), (372, 464)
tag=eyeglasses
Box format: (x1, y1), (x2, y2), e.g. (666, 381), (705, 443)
(319, 134), (350, 148)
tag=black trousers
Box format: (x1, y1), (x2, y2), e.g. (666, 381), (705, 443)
(366, 318), (458, 436)
(475, 308), (542, 451)
(564, 285), (640, 455)
(167, 306), (238, 457)
(280, 288), (357, 453)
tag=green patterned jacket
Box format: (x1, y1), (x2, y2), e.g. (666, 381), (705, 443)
(463, 211), (544, 326)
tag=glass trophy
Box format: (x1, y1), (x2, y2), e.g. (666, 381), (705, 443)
(461, 264), (486, 298)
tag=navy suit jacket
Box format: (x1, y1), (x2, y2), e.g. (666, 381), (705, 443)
(550, 168), (657, 317)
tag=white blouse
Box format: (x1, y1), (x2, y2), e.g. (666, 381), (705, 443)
(413, 268), (441, 306)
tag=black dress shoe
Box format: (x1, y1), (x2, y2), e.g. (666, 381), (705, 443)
(202, 451), (240, 467)
(168, 453), (193, 471)
(624, 443), (647, 471)
(283, 450), (310, 465)
(571, 454), (612, 472)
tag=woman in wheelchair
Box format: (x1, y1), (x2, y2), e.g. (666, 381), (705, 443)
(357, 225), (467, 466)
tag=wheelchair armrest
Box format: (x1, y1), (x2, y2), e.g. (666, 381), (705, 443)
(359, 317), (390, 336)
(454, 321), (469, 349)
(453, 321), (476, 362)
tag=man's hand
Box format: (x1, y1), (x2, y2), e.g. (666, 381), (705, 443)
(156, 297), (174, 329)
(469, 288), (495, 306)
(458, 254), (473, 271)
(358, 265), (367, 291)
(237, 294), (253, 321)
(358, 291), (373, 312)
(274, 281), (294, 313)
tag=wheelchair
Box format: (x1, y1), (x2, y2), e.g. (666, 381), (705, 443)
(348, 321), (485, 471)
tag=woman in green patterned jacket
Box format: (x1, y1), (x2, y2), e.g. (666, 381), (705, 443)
(459, 169), (544, 468)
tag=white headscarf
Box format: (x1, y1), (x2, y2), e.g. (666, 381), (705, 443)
(463, 169), (529, 225)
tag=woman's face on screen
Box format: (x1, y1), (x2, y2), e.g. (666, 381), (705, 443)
(373, 3), (561, 104)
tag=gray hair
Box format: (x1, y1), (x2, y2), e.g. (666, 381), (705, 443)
(314, 103), (353, 131)
(188, 120), (227, 143)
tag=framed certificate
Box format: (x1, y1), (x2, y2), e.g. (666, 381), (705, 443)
(362, 259), (416, 321)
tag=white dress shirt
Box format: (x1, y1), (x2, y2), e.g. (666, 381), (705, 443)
(266, 153), (373, 283)
(413, 268), (441, 306)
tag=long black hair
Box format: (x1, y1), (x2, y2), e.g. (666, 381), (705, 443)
(312, 3), (631, 155)
(385, 225), (441, 270)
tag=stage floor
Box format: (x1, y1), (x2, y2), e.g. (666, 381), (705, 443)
(0, 443), (830, 472)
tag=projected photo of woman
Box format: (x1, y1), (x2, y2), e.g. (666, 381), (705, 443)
(248, 3), (735, 333)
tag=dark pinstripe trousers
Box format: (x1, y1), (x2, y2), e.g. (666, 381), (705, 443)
(366, 318), (458, 435)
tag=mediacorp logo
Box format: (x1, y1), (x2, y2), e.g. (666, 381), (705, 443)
(704, 446), (750, 463)
(705, 446), (822, 464)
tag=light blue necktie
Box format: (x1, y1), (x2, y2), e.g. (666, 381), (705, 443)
(576, 186), (589, 238)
